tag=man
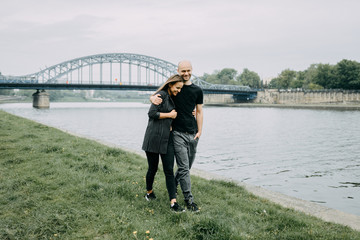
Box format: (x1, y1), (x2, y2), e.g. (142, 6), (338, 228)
(150, 60), (203, 212)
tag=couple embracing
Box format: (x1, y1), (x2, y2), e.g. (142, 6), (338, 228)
(142, 60), (204, 212)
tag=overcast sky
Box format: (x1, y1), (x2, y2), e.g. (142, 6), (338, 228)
(1, 0), (360, 79)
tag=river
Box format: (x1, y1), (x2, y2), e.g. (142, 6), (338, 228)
(1, 102), (359, 216)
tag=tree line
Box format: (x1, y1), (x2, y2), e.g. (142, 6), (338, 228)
(200, 59), (360, 90)
(1, 59), (360, 96)
(200, 68), (262, 88)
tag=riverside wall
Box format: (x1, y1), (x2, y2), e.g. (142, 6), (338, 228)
(203, 94), (235, 104)
(204, 90), (360, 105)
(254, 89), (360, 105)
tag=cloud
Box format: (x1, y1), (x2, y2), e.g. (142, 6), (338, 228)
(1, 0), (360, 77)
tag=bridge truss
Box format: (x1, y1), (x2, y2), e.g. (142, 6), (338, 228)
(0, 53), (252, 93)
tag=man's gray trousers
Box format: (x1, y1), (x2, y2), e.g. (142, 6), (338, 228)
(173, 130), (199, 202)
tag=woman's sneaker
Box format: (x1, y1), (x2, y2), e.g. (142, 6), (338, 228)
(145, 192), (156, 201)
(170, 202), (185, 212)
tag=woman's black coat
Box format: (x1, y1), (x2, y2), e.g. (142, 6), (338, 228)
(142, 90), (175, 154)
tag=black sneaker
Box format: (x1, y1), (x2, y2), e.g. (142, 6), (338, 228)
(145, 192), (156, 201)
(170, 202), (185, 213)
(185, 201), (200, 212)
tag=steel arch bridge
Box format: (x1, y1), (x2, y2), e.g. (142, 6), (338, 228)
(0, 53), (256, 97)
(4, 53), (178, 84)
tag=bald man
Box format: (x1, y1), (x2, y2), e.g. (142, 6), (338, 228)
(150, 60), (203, 212)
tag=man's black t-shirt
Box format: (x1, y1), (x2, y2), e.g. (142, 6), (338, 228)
(172, 83), (203, 133)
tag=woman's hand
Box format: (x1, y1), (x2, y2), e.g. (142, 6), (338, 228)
(159, 109), (177, 119)
(169, 109), (177, 119)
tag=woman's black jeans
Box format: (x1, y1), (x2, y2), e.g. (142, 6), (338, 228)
(145, 135), (176, 201)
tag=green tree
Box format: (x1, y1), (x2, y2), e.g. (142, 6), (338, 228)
(307, 83), (324, 90)
(201, 68), (238, 85)
(269, 69), (297, 89)
(201, 71), (220, 84)
(290, 71), (305, 89)
(313, 64), (335, 89)
(302, 63), (335, 89)
(334, 59), (360, 89)
(199, 59), (360, 90)
(302, 64), (318, 88)
(268, 78), (279, 89)
(237, 68), (261, 88)
(217, 68), (237, 85)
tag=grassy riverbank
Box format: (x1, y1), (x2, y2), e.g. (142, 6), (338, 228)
(1, 110), (359, 239)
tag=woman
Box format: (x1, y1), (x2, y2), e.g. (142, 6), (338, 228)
(142, 74), (185, 212)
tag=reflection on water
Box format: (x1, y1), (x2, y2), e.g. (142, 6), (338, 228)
(1, 102), (359, 216)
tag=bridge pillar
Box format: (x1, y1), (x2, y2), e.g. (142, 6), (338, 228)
(32, 90), (50, 109)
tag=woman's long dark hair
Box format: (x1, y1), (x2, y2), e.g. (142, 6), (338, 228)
(152, 74), (184, 96)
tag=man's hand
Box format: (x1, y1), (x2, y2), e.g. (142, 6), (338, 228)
(150, 94), (162, 105)
(194, 104), (203, 140)
(194, 132), (201, 140)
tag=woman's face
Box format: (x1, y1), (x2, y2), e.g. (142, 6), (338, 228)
(168, 81), (184, 96)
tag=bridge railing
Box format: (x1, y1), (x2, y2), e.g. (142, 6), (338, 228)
(0, 75), (38, 84)
(1, 75), (253, 91)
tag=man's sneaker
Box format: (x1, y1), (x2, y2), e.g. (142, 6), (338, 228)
(170, 202), (185, 213)
(144, 192), (156, 201)
(185, 201), (200, 212)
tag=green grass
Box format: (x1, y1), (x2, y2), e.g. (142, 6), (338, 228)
(0, 110), (359, 240)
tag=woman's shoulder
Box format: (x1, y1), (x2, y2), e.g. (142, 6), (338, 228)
(157, 90), (169, 99)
